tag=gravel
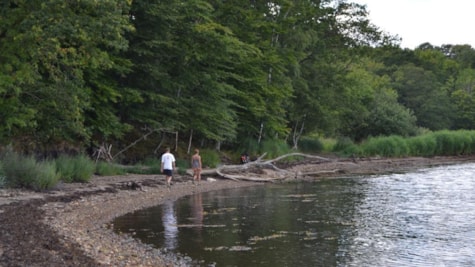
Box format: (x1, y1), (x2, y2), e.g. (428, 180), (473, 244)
(1, 156), (473, 267)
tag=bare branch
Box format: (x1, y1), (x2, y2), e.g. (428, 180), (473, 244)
(187, 152), (332, 182)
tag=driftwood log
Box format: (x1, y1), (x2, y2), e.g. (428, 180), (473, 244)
(187, 152), (338, 182)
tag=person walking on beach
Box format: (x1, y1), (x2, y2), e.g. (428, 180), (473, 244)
(191, 149), (202, 185)
(161, 147), (176, 188)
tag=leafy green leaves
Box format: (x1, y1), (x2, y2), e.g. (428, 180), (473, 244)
(0, 0), (133, 149)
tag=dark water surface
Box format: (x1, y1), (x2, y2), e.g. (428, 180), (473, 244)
(113, 163), (475, 266)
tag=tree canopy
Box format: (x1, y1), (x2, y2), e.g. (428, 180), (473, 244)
(2, 0), (475, 159)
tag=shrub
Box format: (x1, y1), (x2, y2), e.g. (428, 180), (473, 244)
(142, 157), (161, 167)
(56, 155), (95, 182)
(332, 137), (360, 157)
(465, 130), (475, 155)
(200, 149), (221, 168)
(72, 155), (95, 182)
(144, 158), (163, 174)
(34, 161), (60, 190)
(2, 152), (38, 188)
(55, 155), (76, 183)
(96, 161), (125, 176)
(298, 137), (323, 153)
(220, 150), (242, 164)
(237, 137), (260, 157)
(422, 130), (475, 156)
(1, 150), (59, 190)
(123, 157), (162, 175)
(407, 135), (437, 156)
(259, 139), (291, 159)
(175, 158), (189, 175)
(361, 135), (409, 157)
(320, 138), (337, 153)
(432, 130), (457, 156)
(452, 130), (474, 155)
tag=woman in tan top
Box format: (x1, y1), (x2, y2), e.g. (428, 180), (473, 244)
(191, 149), (202, 185)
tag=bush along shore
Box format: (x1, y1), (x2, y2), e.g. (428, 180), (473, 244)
(2, 130), (475, 190)
(1, 155), (475, 266)
(1, 130), (475, 265)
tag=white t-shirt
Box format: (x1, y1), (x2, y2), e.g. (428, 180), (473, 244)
(161, 152), (175, 170)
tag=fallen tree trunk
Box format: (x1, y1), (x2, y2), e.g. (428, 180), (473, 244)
(187, 152), (336, 182)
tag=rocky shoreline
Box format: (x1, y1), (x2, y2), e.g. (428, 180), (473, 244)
(1, 156), (474, 266)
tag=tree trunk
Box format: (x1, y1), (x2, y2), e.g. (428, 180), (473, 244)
(186, 152), (334, 182)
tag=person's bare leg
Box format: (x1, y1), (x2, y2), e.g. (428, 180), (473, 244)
(166, 176), (172, 188)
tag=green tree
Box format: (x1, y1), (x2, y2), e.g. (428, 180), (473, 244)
(0, 0), (133, 153)
(283, 1), (395, 144)
(451, 68), (475, 129)
(123, 0), (269, 150)
(339, 59), (417, 141)
(392, 63), (454, 130)
(209, 0), (294, 143)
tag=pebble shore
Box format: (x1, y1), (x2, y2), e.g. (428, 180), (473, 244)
(41, 178), (255, 266)
(1, 156), (474, 266)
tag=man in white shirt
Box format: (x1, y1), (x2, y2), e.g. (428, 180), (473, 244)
(161, 147), (176, 188)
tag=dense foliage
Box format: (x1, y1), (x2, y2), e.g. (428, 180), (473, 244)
(2, 0), (475, 161)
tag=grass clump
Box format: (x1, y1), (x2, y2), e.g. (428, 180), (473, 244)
(2, 152), (38, 189)
(123, 157), (162, 175)
(360, 135), (409, 157)
(332, 137), (360, 157)
(55, 155), (95, 183)
(334, 130), (475, 158)
(55, 155), (76, 182)
(95, 161), (126, 176)
(406, 134), (437, 156)
(320, 138), (338, 153)
(35, 160), (61, 190)
(1, 150), (59, 190)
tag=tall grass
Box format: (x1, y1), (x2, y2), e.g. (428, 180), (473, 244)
(334, 130), (475, 158)
(35, 160), (61, 190)
(55, 155), (76, 182)
(125, 157), (161, 175)
(55, 155), (95, 182)
(2, 151), (38, 188)
(332, 137), (360, 157)
(320, 138), (338, 153)
(95, 161), (126, 176)
(360, 135), (409, 157)
(406, 134), (437, 156)
(1, 150), (59, 190)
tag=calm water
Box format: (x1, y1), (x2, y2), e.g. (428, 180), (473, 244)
(113, 163), (475, 266)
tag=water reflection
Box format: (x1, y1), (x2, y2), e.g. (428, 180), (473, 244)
(190, 193), (204, 228)
(114, 163), (475, 267)
(162, 200), (178, 250)
(189, 193), (204, 246)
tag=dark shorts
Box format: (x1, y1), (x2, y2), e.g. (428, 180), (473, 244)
(163, 169), (173, 176)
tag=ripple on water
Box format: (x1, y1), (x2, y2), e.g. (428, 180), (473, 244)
(114, 163), (475, 267)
